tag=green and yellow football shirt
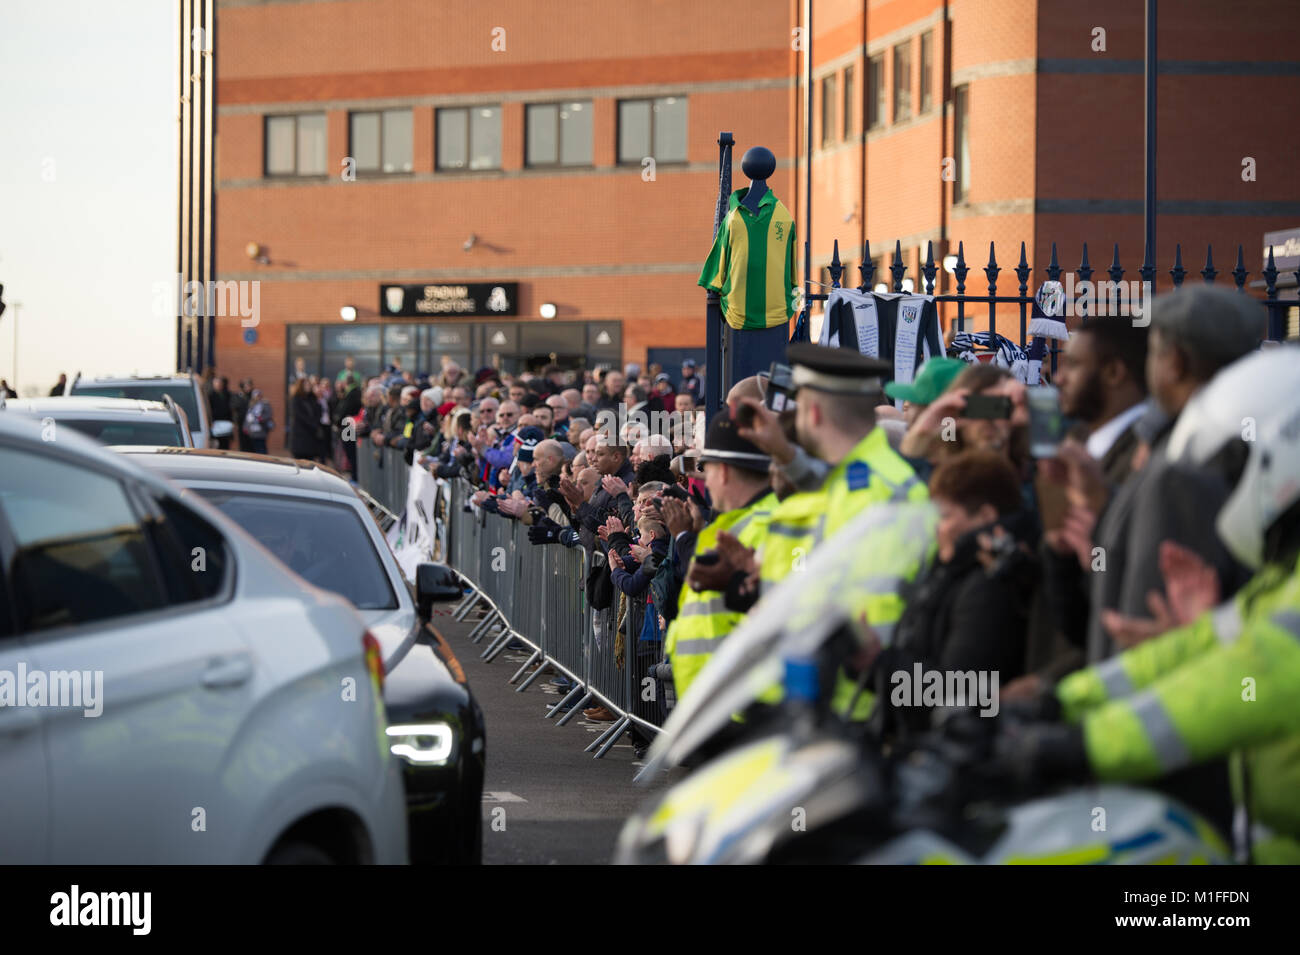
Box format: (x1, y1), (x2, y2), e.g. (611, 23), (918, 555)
(698, 186), (798, 331)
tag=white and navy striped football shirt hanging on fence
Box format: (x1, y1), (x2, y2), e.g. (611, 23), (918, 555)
(819, 290), (942, 408)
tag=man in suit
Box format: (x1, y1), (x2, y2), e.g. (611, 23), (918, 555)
(1014, 292), (1264, 693)
(1010, 298), (1273, 840)
(1018, 319), (1150, 685)
(1085, 287), (1264, 663)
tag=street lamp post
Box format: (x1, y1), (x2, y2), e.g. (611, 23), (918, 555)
(7, 302), (20, 391)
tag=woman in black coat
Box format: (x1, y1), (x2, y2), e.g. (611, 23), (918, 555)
(289, 378), (324, 461)
(865, 451), (1036, 731)
(334, 375), (363, 477)
(229, 380), (252, 451)
(209, 376), (234, 449)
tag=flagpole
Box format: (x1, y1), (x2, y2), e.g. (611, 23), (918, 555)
(704, 132), (734, 425)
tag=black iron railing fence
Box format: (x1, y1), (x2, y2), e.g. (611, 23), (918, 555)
(804, 238), (1296, 369)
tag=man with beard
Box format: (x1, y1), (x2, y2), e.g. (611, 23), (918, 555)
(1011, 321), (1147, 691)
(1054, 319), (1149, 484)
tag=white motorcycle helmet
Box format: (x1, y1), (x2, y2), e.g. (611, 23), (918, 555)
(1166, 345), (1300, 571)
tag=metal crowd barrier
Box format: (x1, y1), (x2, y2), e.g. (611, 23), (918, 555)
(360, 447), (664, 759)
(356, 442), (411, 516)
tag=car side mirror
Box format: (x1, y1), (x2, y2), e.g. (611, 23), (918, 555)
(416, 562), (462, 619)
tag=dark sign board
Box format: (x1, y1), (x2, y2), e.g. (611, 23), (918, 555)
(380, 282), (518, 317)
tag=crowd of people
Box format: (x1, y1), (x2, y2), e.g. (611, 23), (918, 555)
(195, 374), (274, 453)
(363, 284), (1298, 862)
(348, 356), (707, 735)
(720, 285), (1297, 863)
(214, 282), (1292, 859)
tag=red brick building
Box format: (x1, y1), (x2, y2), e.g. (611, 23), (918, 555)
(214, 0), (796, 405)
(211, 0), (1299, 422)
(804, 0), (1299, 337)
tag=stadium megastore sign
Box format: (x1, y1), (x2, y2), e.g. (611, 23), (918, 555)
(380, 282), (518, 317)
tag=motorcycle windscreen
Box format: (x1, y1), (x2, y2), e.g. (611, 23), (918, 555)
(641, 500), (936, 777)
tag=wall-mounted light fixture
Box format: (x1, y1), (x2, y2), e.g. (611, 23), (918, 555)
(340, 305), (357, 322)
(539, 302), (557, 319)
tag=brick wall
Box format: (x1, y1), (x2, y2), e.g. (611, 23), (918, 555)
(210, 0), (1300, 453)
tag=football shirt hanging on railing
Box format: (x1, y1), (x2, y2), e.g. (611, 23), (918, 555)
(817, 288), (942, 407)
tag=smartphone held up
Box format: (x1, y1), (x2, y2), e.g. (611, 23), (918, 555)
(1026, 385), (1066, 459)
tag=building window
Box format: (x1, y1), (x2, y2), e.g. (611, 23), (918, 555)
(349, 109), (413, 174)
(843, 65), (855, 138)
(526, 101), (593, 167)
(953, 84), (970, 203)
(437, 106), (502, 171)
(867, 54), (886, 129)
(265, 113), (327, 176)
(821, 75), (837, 147)
(893, 41), (912, 122)
(618, 96), (687, 164)
(919, 31), (935, 113)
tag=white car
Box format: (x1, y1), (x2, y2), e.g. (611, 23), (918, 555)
(0, 414), (407, 863)
(67, 372), (222, 449)
(0, 395), (194, 448)
(122, 446), (487, 864)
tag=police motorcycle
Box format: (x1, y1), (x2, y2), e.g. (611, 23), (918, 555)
(615, 501), (1232, 865)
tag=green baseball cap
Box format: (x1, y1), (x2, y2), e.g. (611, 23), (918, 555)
(884, 356), (967, 405)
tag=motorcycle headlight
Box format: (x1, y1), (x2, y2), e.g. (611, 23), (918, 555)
(387, 723), (455, 765)
(663, 811), (710, 865)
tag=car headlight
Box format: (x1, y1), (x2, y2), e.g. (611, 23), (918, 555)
(387, 723), (454, 765)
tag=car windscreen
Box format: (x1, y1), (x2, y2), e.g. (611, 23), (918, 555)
(52, 417), (185, 447)
(72, 384), (200, 431)
(192, 489), (398, 610)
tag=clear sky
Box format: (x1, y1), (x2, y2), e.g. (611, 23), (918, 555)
(0, 0), (176, 396)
